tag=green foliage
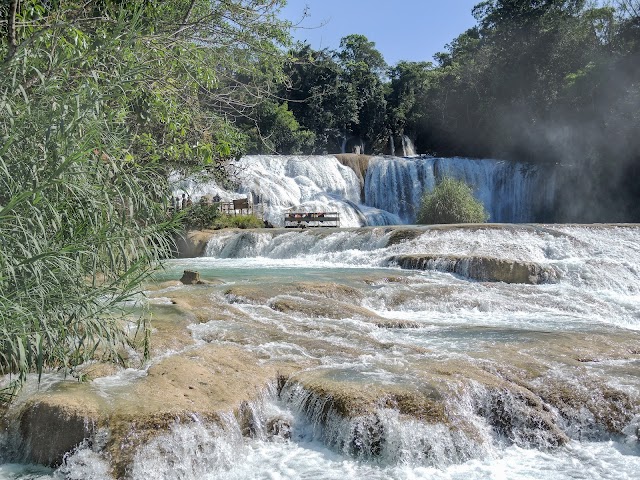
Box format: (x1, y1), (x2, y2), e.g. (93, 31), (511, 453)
(244, 101), (316, 154)
(337, 34), (387, 76)
(0, 0), (290, 401)
(417, 178), (488, 225)
(181, 203), (222, 230)
(218, 215), (265, 230)
(0, 4), (181, 401)
(182, 204), (264, 230)
(386, 61), (434, 142)
(283, 44), (358, 152)
(279, 35), (388, 153)
(180, 202), (264, 230)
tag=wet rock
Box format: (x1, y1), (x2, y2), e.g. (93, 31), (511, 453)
(475, 386), (569, 448)
(294, 282), (364, 302)
(226, 282), (364, 305)
(144, 303), (198, 356)
(180, 269), (204, 285)
(269, 296), (380, 321)
(266, 416), (292, 440)
(174, 230), (216, 258)
(374, 319), (420, 329)
(238, 401), (259, 438)
(535, 379), (636, 436)
(16, 385), (104, 467)
(362, 275), (412, 285)
(225, 285), (274, 304)
(334, 154), (372, 195)
(386, 229), (424, 246)
(287, 369), (446, 422)
(11, 345), (290, 477)
(389, 254), (558, 284)
(350, 414), (385, 457)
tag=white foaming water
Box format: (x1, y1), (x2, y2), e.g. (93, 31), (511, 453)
(365, 157), (555, 223)
(31, 393), (639, 480)
(172, 154), (554, 227)
(202, 226), (640, 296)
(401, 135), (417, 157)
(4, 225), (640, 479)
(174, 155), (388, 228)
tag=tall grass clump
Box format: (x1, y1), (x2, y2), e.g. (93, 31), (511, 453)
(0, 0), (293, 403)
(417, 177), (489, 224)
(0, 10), (179, 403)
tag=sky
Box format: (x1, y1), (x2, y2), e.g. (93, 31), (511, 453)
(279, 0), (482, 66)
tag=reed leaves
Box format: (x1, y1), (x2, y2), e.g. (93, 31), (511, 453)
(0, 6), (182, 403)
(0, 0), (292, 403)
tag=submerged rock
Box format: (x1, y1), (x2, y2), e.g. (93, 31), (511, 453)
(389, 254), (558, 284)
(385, 228), (425, 246)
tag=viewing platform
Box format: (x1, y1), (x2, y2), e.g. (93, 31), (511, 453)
(284, 211), (340, 228)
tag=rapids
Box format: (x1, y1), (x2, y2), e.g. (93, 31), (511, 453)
(173, 155), (555, 227)
(2, 224), (639, 479)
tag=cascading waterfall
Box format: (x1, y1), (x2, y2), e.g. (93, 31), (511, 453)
(3, 225), (640, 479)
(401, 135), (416, 157)
(173, 154), (555, 227)
(365, 156), (555, 223)
(174, 155), (400, 228)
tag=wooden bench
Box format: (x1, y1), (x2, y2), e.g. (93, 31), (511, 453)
(284, 212), (340, 228)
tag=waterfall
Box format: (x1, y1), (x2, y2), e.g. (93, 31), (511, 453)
(172, 155), (555, 226)
(364, 156), (555, 223)
(401, 135), (416, 157)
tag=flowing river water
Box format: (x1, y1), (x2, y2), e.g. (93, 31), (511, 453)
(3, 224), (639, 479)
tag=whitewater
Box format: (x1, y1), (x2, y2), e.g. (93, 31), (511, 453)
(1, 156), (638, 480)
(173, 154), (555, 227)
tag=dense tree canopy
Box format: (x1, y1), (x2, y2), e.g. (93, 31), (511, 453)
(273, 0), (640, 221)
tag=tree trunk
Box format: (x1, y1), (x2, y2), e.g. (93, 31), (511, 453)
(6, 0), (19, 61)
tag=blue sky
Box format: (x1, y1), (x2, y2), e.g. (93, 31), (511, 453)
(280, 0), (482, 66)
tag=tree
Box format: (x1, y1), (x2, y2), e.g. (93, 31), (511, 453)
(244, 101), (316, 154)
(283, 43), (358, 152)
(280, 36), (389, 153)
(336, 34), (387, 76)
(386, 61), (435, 149)
(335, 34), (388, 151)
(417, 178), (488, 224)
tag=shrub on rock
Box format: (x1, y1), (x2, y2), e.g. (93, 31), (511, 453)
(417, 177), (488, 224)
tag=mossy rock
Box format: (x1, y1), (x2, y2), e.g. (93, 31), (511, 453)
(389, 254), (558, 284)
